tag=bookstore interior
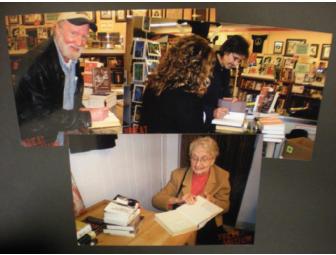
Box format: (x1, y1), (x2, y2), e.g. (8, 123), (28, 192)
(6, 8), (332, 159)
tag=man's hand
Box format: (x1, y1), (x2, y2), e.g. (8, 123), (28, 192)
(213, 107), (229, 119)
(80, 107), (109, 121)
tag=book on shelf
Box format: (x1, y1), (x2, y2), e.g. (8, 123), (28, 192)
(155, 196), (223, 236)
(75, 220), (93, 240)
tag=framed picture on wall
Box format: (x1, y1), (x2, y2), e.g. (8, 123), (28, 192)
(132, 84), (145, 103)
(320, 44), (331, 60)
(132, 39), (146, 59)
(133, 62), (146, 83)
(309, 44), (319, 58)
(273, 41), (284, 54)
(130, 9), (148, 17)
(44, 12), (59, 25)
(284, 38), (306, 57)
(100, 10), (113, 20)
(150, 9), (163, 18)
(116, 10), (126, 22)
(7, 15), (20, 25)
(22, 13), (44, 25)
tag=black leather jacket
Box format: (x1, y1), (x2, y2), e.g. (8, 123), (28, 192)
(14, 38), (91, 143)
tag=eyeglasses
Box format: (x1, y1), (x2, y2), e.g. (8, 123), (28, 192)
(190, 156), (212, 163)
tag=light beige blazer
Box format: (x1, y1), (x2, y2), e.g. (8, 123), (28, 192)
(152, 165), (230, 226)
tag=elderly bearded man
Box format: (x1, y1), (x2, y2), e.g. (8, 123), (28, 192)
(14, 12), (108, 147)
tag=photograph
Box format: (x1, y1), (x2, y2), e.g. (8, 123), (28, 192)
(284, 38), (306, 57)
(68, 133), (263, 246)
(273, 41), (284, 54)
(142, 16), (150, 32)
(132, 39), (146, 59)
(133, 62), (145, 83)
(321, 44), (331, 60)
(132, 84), (145, 103)
(22, 13), (44, 25)
(100, 10), (113, 20)
(115, 10), (126, 22)
(150, 9), (163, 18)
(44, 12), (59, 25)
(309, 44), (319, 58)
(147, 41), (161, 57)
(146, 60), (159, 75)
(133, 104), (142, 123)
(7, 15), (20, 25)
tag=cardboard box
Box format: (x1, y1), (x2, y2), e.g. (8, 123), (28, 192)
(282, 137), (314, 160)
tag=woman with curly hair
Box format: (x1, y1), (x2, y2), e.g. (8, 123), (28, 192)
(140, 35), (215, 133)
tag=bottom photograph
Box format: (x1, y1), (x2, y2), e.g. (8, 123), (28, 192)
(68, 133), (263, 246)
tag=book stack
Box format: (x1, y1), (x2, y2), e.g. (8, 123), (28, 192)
(88, 92), (117, 108)
(103, 195), (142, 237)
(75, 220), (97, 246)
(258, 117), (285, 143)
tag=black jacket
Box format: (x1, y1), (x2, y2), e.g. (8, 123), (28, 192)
(14, 38), (91, 143)
(203, 56), (231, 129)
(141, 86), (206, 133)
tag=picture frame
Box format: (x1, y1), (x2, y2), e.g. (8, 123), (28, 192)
(115, 10), (126, 22)
(273, 41), (284, 54)
(309, 44), (319, 58)
(142, 16), (150, 32)
(100, 10), (113, 20)
(132, 39), (146, 59)
(22, 13), (44, 25)
(7, 15), (20, 25)
(165, 9), (184, 20)
(44, 12), (59, 25)
(284, 39), (306, 57)
(132, 84), (146, 103)
(320, 44), (331, 60)
(146, 60), (159, 75)
(133, 62), (146, 83)
(147, 41), (161, 57)
(192, 8), (208, 21)
(130, 9), (148, 17)
(150, 9), (163, 18)
(133, 104), (142, 123)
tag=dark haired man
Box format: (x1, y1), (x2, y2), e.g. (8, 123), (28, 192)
(15, 12), (108, 146)
(203, 35), (250, 130)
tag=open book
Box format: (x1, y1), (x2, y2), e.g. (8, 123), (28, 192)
(155, 196), (223, 236)
(211, 99), (246, 127)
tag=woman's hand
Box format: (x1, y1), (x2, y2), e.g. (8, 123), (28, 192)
(182, 193), (196, 204)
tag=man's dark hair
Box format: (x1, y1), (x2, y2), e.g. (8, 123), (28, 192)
(219, 35), (249, 58)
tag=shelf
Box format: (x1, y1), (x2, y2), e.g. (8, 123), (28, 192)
(82, 48), (125, 55)
(241, 73), (275, 81)
(9, 48), (126, 56)
(291, 94), (322, 100)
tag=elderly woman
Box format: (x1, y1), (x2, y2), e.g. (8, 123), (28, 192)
(152, 136), (231, 244)
(140, 35), (215, 133)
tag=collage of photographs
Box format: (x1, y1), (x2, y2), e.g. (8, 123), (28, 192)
(1, 2), (336, 253)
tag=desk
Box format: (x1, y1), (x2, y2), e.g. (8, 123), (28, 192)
(77, 200), (196, 246)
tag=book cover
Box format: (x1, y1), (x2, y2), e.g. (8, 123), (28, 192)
(92, 67), (112, 93)
(155, 196), (223, 236)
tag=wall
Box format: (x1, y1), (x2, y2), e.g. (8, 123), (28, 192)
(70, 134), (179, 211)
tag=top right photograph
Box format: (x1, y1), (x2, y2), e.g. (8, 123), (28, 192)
(124, 15), (332, 161)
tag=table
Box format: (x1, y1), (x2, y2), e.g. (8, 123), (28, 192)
(77, 200), (196, 246)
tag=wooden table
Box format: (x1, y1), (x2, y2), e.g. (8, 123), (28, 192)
(77, 200), (196, 246)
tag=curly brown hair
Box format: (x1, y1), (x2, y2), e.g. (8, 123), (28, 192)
(146, 35), (215, 96)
